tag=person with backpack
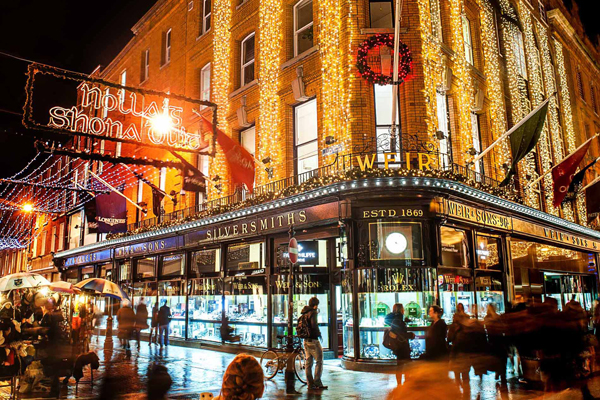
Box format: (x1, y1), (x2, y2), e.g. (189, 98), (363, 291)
(298, 297), (327, 390)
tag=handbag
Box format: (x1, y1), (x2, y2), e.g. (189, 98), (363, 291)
(383, 329), (406, 352)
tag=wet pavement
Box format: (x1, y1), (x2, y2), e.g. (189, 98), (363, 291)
(3, 335), (600, 399)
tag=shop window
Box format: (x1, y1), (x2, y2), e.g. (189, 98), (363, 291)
(436, 91), (451, 168)
(160, 254), (185, 277)
(276, 240), (327, 269)
(189, 248), (221, 278)
(81, 266), (95, 280)
(241, 33), (255, 86)
(271, 274), (330, 348)
(188, 278), (222, 341)
(100, 263), (112, 280)
(119, 260), (131, 283)
(66, 268), (79, 285)
(294, 0), (313, 56)
(440, 226), (470, 268)
(133, 281), (158, 327)
(224, 275), (268, 347)
(158, 280), (186, 338)
(475, 235), (501, 270)
(226, 242), (265, 271)
(438, 268), (474, 322)
(356, 268), (435, 359)
(475, 271), (504, 319)
(136, 256), (156, 280)
(202, 0), (212, 34)
(368, 222), (423, 263)
(294, 99), (318, 176)
(341, 271), (354, 357)
(369, 0), (393, 28)
(200, 63), (211, 104)
(141, 49), (150, 82)
(461, 15), (474, 65)
(162, 28), (172, 65)
(513, 30), (527, 79)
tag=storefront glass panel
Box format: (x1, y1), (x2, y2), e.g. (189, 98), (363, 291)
(440, 227), (469, 268)
(132, 281), (158, 326)
(189, 249), (221, 278)
(271, 274), (330, 348)
(368, 222), (424, 266)
(66, 268), (78, 284)
(341, 271), (354, 357)
(160, 254), (185, 277)
(475, 271), (504, 318)
(158, 280), (186, 338)
(475, 235), (502, 270)
(438, 268), (474, 322)
(357, 268), (435, 359)
(81, 266), (95, 280)
(100, 263), (112, 281)
(136, 257), (156, 280)
(188, 279), (222, 342)
(223, 275), (268, 347)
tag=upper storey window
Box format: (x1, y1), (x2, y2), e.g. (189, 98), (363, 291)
(162, 29), (172, 65)
(241, 33), (255, 86)
(512, 30), (527, 79)
(461, 15), (474, 65)
(141, 49), (150, 82)
(369, 0), (393, 28)
(203, 0), (212, 34)
(294, 0), (313, 56)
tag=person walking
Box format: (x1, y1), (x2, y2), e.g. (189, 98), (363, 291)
(384, 303), (414, 384)
(117, 300), (136, 358)
(214, 354), (264, 400)
(301, 297), (327, 390)
(149, 303), (159, 345)
(135, 298), (149, 348)
(158, 300), (171, 347)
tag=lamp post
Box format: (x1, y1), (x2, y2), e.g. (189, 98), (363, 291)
(22, 203), (35, 272)
(285, 226), (298, 394)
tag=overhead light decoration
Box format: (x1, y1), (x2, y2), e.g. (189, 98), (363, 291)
(149, 112), (174, 135)
(22, 204), (34, 213)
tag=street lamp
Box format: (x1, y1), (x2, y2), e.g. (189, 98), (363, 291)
(22, 203), (33, 213)
(22, 203), (35, 272)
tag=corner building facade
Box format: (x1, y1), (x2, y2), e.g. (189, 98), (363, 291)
(50, 0), (600, 369)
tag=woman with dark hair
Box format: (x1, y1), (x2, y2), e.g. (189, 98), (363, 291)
(422, 305), (448, 361)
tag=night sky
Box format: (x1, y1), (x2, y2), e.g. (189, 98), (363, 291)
(0, 0), (599, 176)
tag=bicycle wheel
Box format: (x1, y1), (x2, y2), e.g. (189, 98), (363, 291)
(294, 352), (307, 384)
(260, 350), (279, 380)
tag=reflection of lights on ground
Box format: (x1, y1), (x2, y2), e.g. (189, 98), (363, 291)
(150, 113), (174, 134)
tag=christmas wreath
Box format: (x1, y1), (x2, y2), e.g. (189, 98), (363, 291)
(356, 34), (412, 85)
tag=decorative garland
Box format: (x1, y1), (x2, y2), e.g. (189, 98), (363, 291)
(107, 167), (520, 239)
(356, 34), (412, 85)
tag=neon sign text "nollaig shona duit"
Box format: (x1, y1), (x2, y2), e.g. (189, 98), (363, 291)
(47, 83), (204, 149)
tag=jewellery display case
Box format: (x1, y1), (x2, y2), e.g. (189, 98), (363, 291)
(158, 280), (186, 338)
(132, 281), (158, 327)
(188, 278), (222, 342)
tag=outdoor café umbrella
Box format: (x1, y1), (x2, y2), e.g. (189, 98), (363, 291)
(0, 272), (50, 292)
(75, 278), (129, 301)
(50, 281), (82, 295)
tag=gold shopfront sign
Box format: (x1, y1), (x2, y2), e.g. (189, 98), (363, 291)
(443, 199), (513, 231)
(512, 219), (600, 252)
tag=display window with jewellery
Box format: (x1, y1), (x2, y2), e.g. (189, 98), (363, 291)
(340, 270), (354, 358)
(438, 226), (475, 323)
(188, 248), (222, 342)
(158, 280), (186, 338)
(474, 234), (505, 319)
(223, 241), (268, 347)
(511, 238), (598, 311)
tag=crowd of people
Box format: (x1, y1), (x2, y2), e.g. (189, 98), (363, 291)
(116, 298), (172, 354)
(383, 295), (599, 399)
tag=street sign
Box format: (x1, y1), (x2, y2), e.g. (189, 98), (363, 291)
(288, 237), (298, 264)
(322, 144), (342, 157)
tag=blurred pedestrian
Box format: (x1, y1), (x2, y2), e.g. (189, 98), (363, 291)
(149, 303), (159, 345)
(422, 305), (448, 361)
(135, 298), (149, 348)
(301, 296), (327, 390)
(147, 364), (173, 400)
(158, 300), (171, 347)
(117, 300), (135, 357)
(387, 361), (461, 400)
(215, 354), (264, 400)
(92, 303), (102, 342)
(593, 297), (600, 344)
(484, 304), (507, 385)
(385, 303), (414, 384)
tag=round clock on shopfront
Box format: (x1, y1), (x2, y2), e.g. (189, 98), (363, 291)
(385, 232), (407, 254)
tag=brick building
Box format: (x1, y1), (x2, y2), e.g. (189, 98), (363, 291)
(4, 0), (600, 367)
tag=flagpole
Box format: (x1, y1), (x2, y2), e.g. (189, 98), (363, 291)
(525, 132), (600, 189)
(120, 164), (174, 200)
(472, 95), (554, 164)
(88, 169), (145, 212)
(579, 174), (600, 193)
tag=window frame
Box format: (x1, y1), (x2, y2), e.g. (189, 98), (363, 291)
(240, 32), (256, 86)
(293, 98), (319, 176)
(143, 49), (150, 82)
(461, 15), (474, 65)
(293, 0), (314, 57)
(368, 0), (394, 29)
(470, 112), (484, 177)
(513, 30), (528, 79)
(165, 28), (172, 65)
(202, 0), (212, 34)
(119, 70), (127, 104)
(200, 63), (211, 103)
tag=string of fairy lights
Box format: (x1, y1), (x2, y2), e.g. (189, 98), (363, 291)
(257, 0), (282, 185)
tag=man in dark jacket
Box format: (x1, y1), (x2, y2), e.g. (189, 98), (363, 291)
(301, 297), (326, 390)
(385, 303), (413, 384)
(158, 301), (171, 347)
(135, 298), (149, 348)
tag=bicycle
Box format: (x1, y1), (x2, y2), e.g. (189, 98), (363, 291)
(259, 335), (306, 383)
